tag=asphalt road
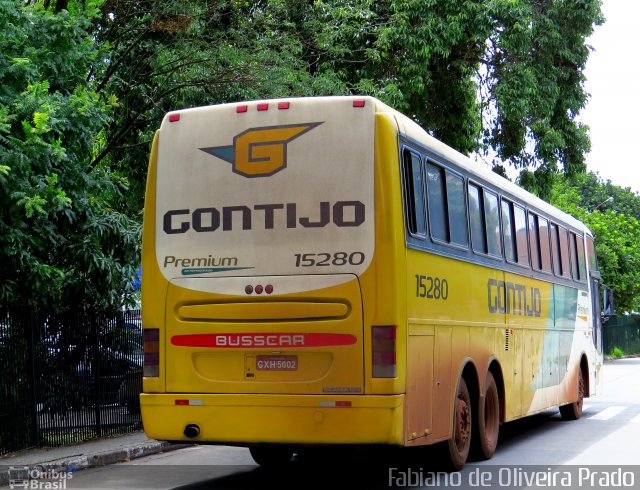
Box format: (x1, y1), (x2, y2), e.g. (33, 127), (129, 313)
(53, 358), (640, 489)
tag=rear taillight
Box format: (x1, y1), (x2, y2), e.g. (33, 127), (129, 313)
(143, 328), (160, 377)
(372, 326), (396, 378)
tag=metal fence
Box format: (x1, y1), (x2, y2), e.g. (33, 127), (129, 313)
(602, 315), (640, 357)
(0, 309), (142, 456)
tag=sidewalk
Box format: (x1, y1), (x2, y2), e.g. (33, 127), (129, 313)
(0, 431), (188, 487)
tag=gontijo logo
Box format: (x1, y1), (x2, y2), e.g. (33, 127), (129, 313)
(199, 123), (322, 178)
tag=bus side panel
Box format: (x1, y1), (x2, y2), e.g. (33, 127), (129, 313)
(142, 131), (168, 394)
(404, 251), (503, 444)
(363, 111), (407, 397)
(405, 326), (434, 445)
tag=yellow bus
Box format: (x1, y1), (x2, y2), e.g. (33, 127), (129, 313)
(140, 96), (603, 469)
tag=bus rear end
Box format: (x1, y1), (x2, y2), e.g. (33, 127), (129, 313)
(140, 97), (404, 457)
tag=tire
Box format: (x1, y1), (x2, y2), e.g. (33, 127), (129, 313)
(475, 371), (500, 460)
(560, 366), (584, 420)
(249, 446), (293, 466)
(443, 377), (472, 471)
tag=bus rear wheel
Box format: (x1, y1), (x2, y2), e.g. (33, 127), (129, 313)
(560, 366), (585, 420)
(444, 377), (472, 470)
(249, 445), (294, 466)
(475, 371), (500, 459)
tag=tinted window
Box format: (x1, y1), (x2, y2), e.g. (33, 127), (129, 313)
(468, 184), (485, 253)
(484, 190), (501, 257)
(514, 204), (529, 265)
(446, 172), (468, 246)
(528, 214), (552, 272)
(528, 213), (540, 269)
(502, 200), (516, 262)
(586, 236), (598, 272)
(575, 233), (587, 281)
(538, 217), (551, 273)
(403, 150), (425, 235)
(426, 163), (447, 241)
(558, 226), (571, 278)
(569, 232), (586, 281)
(550, 223), (562, 276)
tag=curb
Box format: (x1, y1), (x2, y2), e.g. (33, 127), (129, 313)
(0, 441), (189, 487)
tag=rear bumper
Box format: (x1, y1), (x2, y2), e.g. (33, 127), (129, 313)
(140, 393), (405, 445)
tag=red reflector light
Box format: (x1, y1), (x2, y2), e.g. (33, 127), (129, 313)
(236, 105), (248, 113)
(143, 328), (160, 377)
(255, 285), (264, 294)
(320, 400), (353, 408)
(175, 400), (189, 406)
(372, 326), (396, 378)
(353, 100), (366, 108)
(257, 103), (269, 111)
(278, 102), (290, 110)
(168, 114), (180, 122)
(265, 284), (274, 294)
(245, 285), (254, 295)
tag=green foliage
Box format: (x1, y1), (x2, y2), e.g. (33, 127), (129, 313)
(0, 0), (139, 313)
(0, 0), (606, 313)
(88, 0), (603, 210)
(549, 173), (640, 314)
(610, 347), (624, 359)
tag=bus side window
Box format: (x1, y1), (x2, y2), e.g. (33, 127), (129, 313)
(576, 233), (587, 280)
(501, 199), (516, 262)
(426, 162), (447, 242)
(513, 204), (529, 266)
(550, 223), (563, 276)
(484, 190), (501, 257)
(426, 162), (469, 247)
(445, 171), (468, 246)
(538, 217), (551, 272)
(468, 183), (486, 254)
(530, 214), (552, 273)
(586, 235), (598, 273)
(468, 183), (501, 258)
(528, 212), (541, 270)
(402, 149), (426, 236)
(569, 231), (587, 282)
(558, 225), (571, 278)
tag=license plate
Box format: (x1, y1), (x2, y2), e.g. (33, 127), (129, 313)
(256, 355), (298, 371)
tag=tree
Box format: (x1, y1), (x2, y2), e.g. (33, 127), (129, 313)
(2, 0), (605, 311)
(86, 0), (603, 210)
(87, 0), (336, 213)
(0, 0), (140, 313)
(549, 173), (640, 313)
(291, 0), (603, 193)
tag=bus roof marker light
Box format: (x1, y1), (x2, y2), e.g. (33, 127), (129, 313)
(257, 103), (269, 111)
(245, 285), (254, 295)
(236, 105), (248, 113)
(255, 285), (264, 294)
(169, 114), (180, 122)
(278, 102), (290, 110)
(353, 100), (366, 108)
(265, 285), (274, 294)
